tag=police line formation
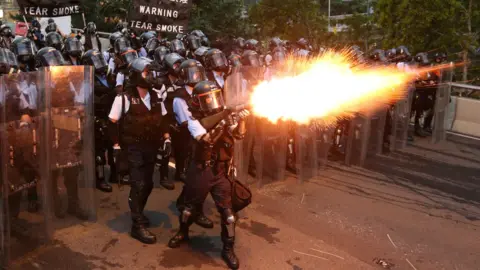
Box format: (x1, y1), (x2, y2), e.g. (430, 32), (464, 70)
(0, 21), (448, 269)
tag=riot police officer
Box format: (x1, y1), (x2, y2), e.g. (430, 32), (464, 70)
(413, 52), (437, 137)
(204, 48), (229, 89)
(193, 46), (210, 66)
(11, 37), (37, 72)
(145, 37), (160, 59)
(185, 34), (202, 58)
(153, 46), (170, 66)
(0, 23), (14, 49)
(105, 31), (123, 63)
(170, 39), (187, 57)
(170, 59), (215, 229)
(423, 52), (447, 134)
(295, 38), (311, 58)
(64, 37), (83, 65)
(108, 57), (170, 244)
(45, 32), (64, 51)
(82, 49), (114, 192)
(168, 80), (250, 270)
(84, 22), (102, 52)
(35, 47), (89, 220)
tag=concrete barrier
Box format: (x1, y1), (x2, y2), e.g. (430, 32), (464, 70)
(450, 97), (480, 138)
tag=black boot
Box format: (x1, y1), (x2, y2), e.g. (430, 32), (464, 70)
(131, 223), (156, 244)
(221, 223), (239, 270)
(168, 215), (192, 248)
(97, 178), (113, 193)
(195, 207), (214, 229)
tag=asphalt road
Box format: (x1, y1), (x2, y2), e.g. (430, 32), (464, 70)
(7, 137), (480, 270)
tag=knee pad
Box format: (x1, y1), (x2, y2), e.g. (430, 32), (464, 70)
(221, 208), (235, 225)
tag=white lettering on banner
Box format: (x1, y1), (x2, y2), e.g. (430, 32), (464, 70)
(130, 21), (153, 30)
(139, 5), (179, 18)
(25, 7), (48, 16)
(170, 0), (189, 3)
(156, 24), (184, 33)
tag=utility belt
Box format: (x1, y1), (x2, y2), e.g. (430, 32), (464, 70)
(122, 134), (159, 146)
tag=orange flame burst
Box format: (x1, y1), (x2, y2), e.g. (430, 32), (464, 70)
(251, 50), (416, 126)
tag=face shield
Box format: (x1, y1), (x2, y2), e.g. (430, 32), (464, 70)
(66, 39), (83, 57)
(41, 50), (66, 67)
(46, 34), (63, 51)
(187, 36), (201, 51)
(114, 38), (131, 54)
(121, 49), (139, 66)
(170, 40), (186, 56)
(146, 38), (160, 54)
(198, 89), (225, 112)
(209, 52), (228, 71)
(181, 65), (206, 86)
(15, 42), (36, 62)
(91, 53), (108, 75)
(243, 54), (260, 67)
(272, 51), (286, 65)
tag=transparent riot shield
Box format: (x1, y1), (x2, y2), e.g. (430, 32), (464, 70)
(224, 71), (254, 185)
(344, 107), (388, 167)
(0, 66), (96, 267)
(295, 124), (318, 183)
(390, 86), (415, 151)
(431, 67), (453, 143)
(257, 119), (288, 187)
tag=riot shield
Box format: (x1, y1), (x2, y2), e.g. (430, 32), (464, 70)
(224, 72), (254, 185)
(344, 107), (388, 167)
(390, 85), (415, 151)
(0, 66), (95, 267)
(431, 67), (453, 143)
(257, 119), (288, 187)
(295, 124), (318, 183)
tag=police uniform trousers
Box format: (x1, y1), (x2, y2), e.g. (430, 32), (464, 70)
(178, 161), (232, 215)
(126, 142), (157, 225)
(51, 166), (81, 214)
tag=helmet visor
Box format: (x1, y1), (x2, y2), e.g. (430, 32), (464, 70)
(198, 89), (225, 112)
(183, 66), (206, 85)
(122, 49), (138, 65)
(188, 37), (201, 50)
(115, 38), (131, 54)
(210, 53), (228, 69)
(43, 50), (66, 66)
(244, 55), (260, 67)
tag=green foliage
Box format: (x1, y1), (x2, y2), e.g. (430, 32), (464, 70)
(249, 0), (327, 46)
(189, 0), (248, 40)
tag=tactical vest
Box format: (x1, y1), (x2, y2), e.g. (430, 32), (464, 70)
(193, 132), (235, 164)
(94, 77), (115, 119)
(122, 89), (165, 146)
(170, 87), (193, 124)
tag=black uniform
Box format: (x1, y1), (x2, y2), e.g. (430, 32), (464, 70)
(168, 81), (248, 270)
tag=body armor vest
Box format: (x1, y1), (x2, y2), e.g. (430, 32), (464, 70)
(122, 89), (164, 146)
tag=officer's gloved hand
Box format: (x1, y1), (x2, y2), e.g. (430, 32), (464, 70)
(237, 109), (250, 120)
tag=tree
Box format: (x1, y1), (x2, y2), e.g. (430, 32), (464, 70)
(188, 0), (248, 40)
(248, 0), (327, 46)
(375, 0), (479, 82)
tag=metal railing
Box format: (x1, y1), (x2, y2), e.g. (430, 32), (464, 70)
(450, 82), (480, 99)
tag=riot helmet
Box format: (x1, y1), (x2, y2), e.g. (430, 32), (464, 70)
(129, 57), (153, 89)
(396, 46), (411, 61)
(11, 37), (37, 63)
(45, 32), (64, 51)
(434, 52), (447, 63)
(191, 30), (206, 38)
(192, 81), (225, 114)
(145, 38), (160, 56)
(164, 52), (185, 75)
(269, 37), (282, 51)
(369, 49), (388, 63)
(48, 18), (55, 24)
(119, 47), (138, 67)
(228, 53), (242, 68)
(64, 37), (83, 58)
(386, 48), (397, 62)
(109, 31), (123, 47)
(140, 31), (156, 47)
(45, 22), (58, 33)
(245, 39), (259, 51)
(154, 46), (170, 63)
(0, 48), (18, 74)
(235, 37), (246, 49)
(176, 33), (186, 41)
(414, 52), (430, 66)
(350, 46), (366, 64)
(116, 22), (128, 32)
(178, 59), (206, 87)
(185, 34), (201, 51)
(205, 48), (228, 72)
(0, 24), (13, 37)
(114, 36), (131, 54)
(31, 20), (41, 29)
(169, 39), (186, 57)
(35, 47), (66, 67)
(86, 22), (97, 34)
(296, 38), (309, 50)
(82, 49), (108, 75)
(193, 46), (210, 65)
(241, 50), (261, 67)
